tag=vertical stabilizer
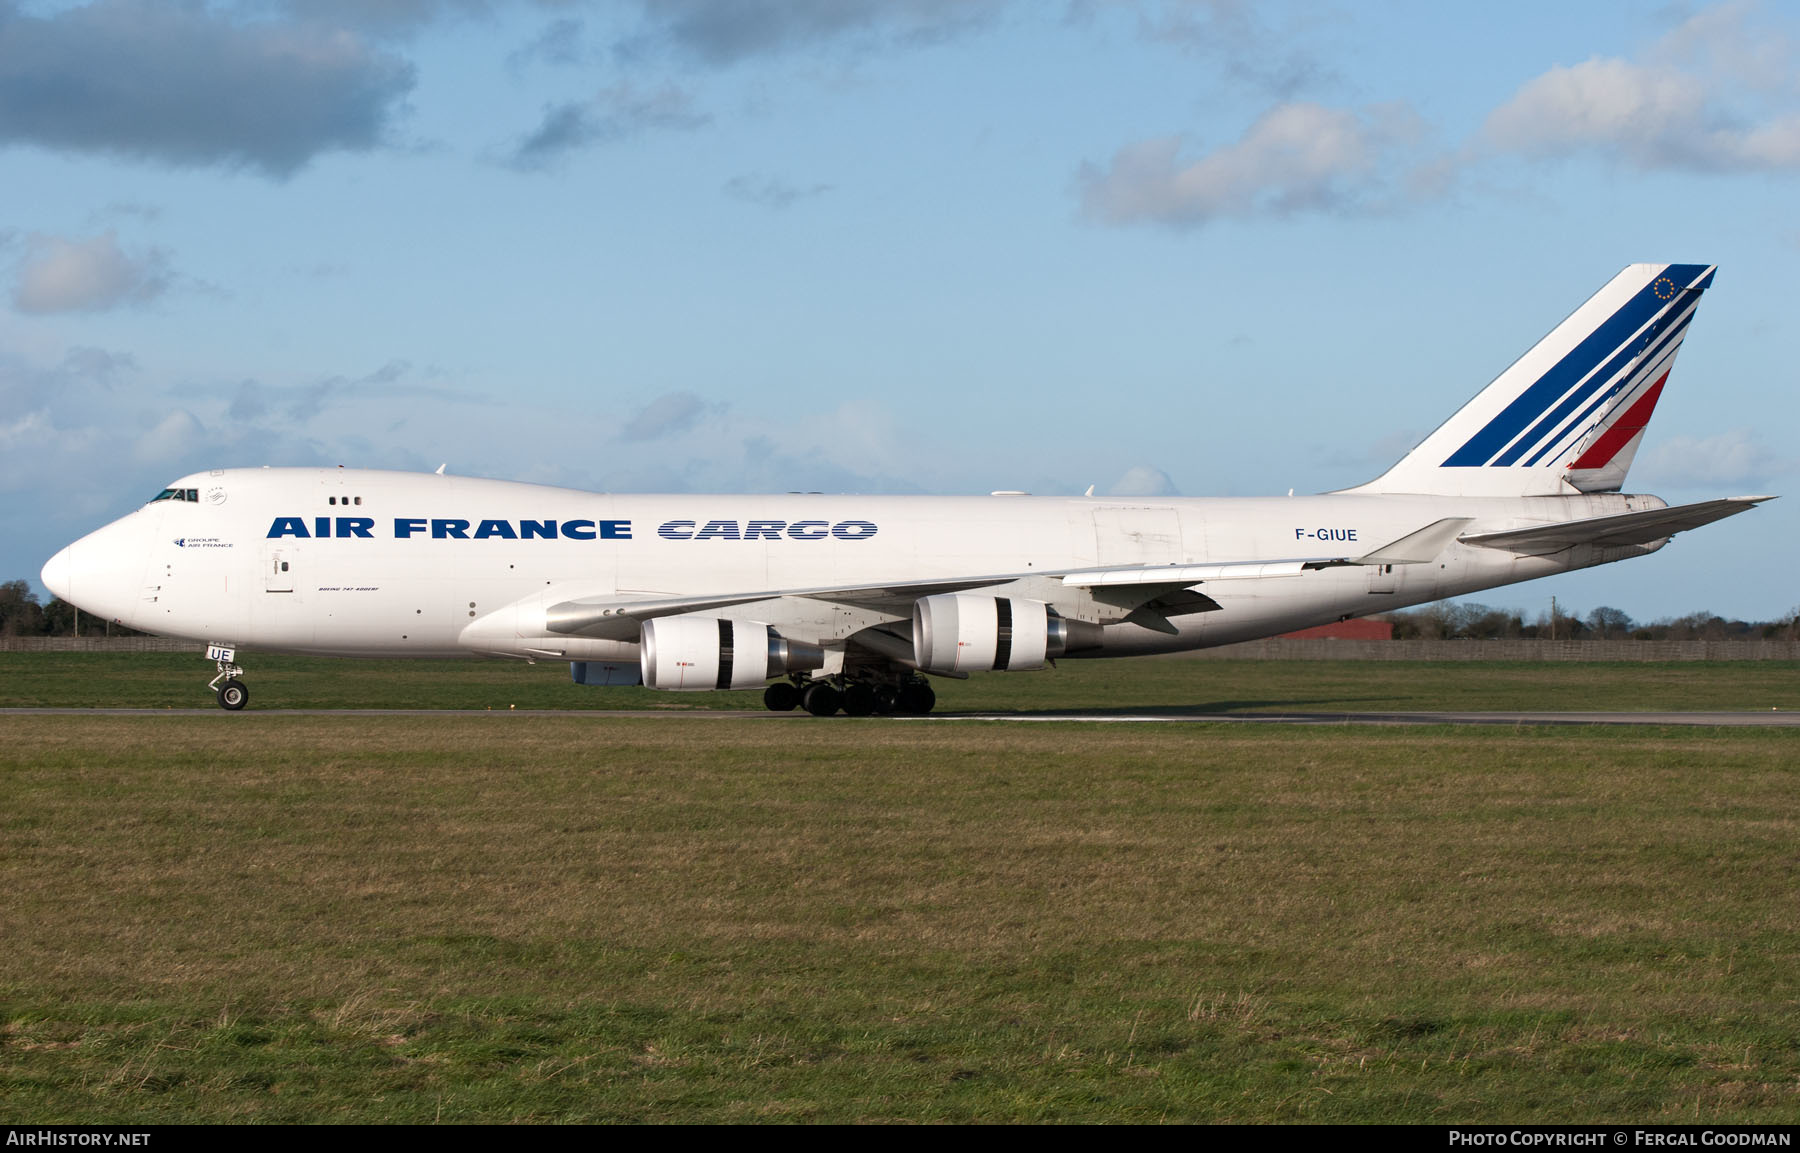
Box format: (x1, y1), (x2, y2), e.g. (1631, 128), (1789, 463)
(1348, 263), (1715, 497)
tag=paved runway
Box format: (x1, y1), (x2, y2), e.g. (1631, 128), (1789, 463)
(927, 710), (1800, 727)
(3, 707), (1795, 726)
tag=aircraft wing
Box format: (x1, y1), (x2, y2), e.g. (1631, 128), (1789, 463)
(1058, 517), (1475, 587)
(543, 517), (1478, 639)
(1458, 497), (1773, 556)
(544, 574), (1031, 638)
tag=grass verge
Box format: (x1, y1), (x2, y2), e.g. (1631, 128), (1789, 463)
(2, 716), (1796, 1122)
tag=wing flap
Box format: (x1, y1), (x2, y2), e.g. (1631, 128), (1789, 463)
(1064, 560), (1313, 586)
(1459, 496), (1773, 555)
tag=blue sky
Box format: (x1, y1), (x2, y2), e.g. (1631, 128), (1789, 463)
(3, 0), (1796, 622)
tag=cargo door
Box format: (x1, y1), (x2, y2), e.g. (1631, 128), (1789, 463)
(1092, 506), (1184, 566)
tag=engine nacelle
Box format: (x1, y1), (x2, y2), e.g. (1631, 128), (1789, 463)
(640, 617), (824, 691)
(913, 593), (1092, 674)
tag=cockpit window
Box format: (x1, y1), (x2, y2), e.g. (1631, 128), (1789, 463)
(151, 488), (201, 503)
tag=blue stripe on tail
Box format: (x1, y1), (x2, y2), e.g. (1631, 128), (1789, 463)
(1441, 264), (1711, 467)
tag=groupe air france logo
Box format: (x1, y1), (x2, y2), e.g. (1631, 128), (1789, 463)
(1652, 275), (1677, 300)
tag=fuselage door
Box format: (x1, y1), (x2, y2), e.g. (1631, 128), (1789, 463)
(264, 546), (296, 592)
(1092, 506), (1185, 566)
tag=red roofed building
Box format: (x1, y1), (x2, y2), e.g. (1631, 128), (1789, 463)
(1280, 618), (1394, 641)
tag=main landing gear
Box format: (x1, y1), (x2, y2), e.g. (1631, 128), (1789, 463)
(206, 644), (249, 711)
(762, 676), (935, 717)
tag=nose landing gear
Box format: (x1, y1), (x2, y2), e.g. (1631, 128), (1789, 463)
(205, 644), (248, 711)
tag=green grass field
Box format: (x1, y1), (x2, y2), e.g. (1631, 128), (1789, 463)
(3, 650), (1798, 712)
(2, 658), (1798, 1122)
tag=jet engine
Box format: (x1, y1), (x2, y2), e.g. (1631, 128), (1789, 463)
(912, 593), (1098, 674)
(640, 617), (825, 691)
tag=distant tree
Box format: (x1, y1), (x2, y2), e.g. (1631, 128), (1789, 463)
(0, 580), (45, 636)
(1654, 612), (1762, 640)
(1459, 604), (1525, 639)
(40, 597), (79, 636)
(1386, 599), (1796, 643)
(1586, 606), (1633, 639)
(1387, 603), (1528, 639)
(1413, 602), (1459, 639)
(1385, 611), (1421, 639)
(0, 583), (146, 637)
(1536, 606), (1587, 640)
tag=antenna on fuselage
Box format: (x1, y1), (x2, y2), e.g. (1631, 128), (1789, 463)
(435, 463), (447, 475)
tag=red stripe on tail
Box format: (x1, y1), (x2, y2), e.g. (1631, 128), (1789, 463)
(1568, 373), (1668, 471)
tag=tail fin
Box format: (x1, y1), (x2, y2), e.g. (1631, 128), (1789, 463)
(1350, 263), (1715, 497)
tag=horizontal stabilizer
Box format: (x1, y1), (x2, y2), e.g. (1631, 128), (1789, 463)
(1459, 496), (1772, 555)
(1355, 518), (1475, 565)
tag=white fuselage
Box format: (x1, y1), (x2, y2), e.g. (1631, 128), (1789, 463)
(45, 468), (1666, 663)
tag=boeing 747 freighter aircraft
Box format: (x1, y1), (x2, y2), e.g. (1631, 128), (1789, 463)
(41, 264), (1771, 714)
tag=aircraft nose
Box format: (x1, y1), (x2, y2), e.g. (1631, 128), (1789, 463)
(41, 544), (74, 602)
(43, 515), (153, 626)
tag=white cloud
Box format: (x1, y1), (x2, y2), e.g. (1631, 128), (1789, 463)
(723, 173), (833, 209)
(1078, 101), (1427, 228)
(132, 409), (205, 466)
(1122, 0), (1326, 97)
(0, 408), (52, 453)
(268, 1), (496, 39)
(1483, 5), (1800, 172)
(619, 0), (1001, 67)
(61, 346), (138, 386)
(506, 85), (710, 171)
(1106, 465), (1179, 497)
(1636, 429), (1793, 489)
(1651, 0), (1796, 96)
(621, 390), (714, 442)
(1081, 3), (1800, 230)
(0, 0), (416, 178)
(12, 231), (169, 314)
(508, 16), (588, 70)
(1486, 60), (1703, 160)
